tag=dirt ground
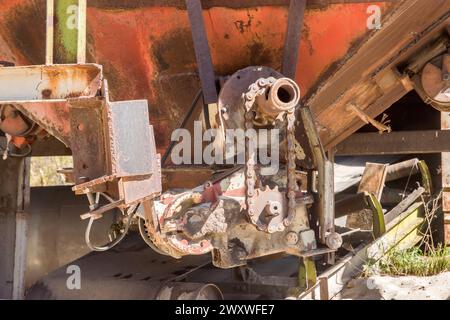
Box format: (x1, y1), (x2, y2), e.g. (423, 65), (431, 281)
(335, 272), (450, 300)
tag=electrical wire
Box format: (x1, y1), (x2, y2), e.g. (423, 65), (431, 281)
(0, 144), (32, 158)
(85, 203), (140, 252)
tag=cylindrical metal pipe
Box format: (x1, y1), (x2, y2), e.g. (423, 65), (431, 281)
(256, 77), (300, 119)
(26, 278), (223, 300)
(385, 158), (420, 182)
(156, 283), (223, 300)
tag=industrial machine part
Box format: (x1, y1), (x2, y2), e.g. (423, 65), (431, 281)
(0, 64), (335, 269)
(407, 33), (450, 112)
(420, 53), (450, 111)
(0, 0), (340, 271)
(137, 66), (338, 268)
(412, 52), (450, 112)
(2, 0), (449, 301)
(0, 64), (163, 251)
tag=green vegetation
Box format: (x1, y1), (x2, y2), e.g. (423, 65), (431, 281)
(364, 192), (449, 277)
(365, 245), (449, 277)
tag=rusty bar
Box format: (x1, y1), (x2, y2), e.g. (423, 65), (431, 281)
(45, 0), (54, 65)
(281, 0), (307, 79)
(185, 0), (218, 105)
(77, 0), (87, 64)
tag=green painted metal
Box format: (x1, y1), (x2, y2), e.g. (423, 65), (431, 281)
(369, 202), (425, 260)
(418, 160), (433, 196)
(54, 0), (79, 63)
(366, 192), (386, 238)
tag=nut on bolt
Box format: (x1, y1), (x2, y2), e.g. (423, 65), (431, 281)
(325, 232), (343, 250)
(284, 231), (299, 245)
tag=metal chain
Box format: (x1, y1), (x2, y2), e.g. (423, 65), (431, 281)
(285, 110), (298, 227)
(243, 78), (275, 225)
(243, 77), (299, 232)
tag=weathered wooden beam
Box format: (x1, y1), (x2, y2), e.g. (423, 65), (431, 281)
(384, 187), (425, 225)
(307, 0), (450, 148)
(358, 163), (388, 200)
(336, 130), (450, 156)
(442, 112), (450, 244)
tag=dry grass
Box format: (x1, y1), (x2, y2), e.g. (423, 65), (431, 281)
(30, 156), (73, 187)
(365, 192), (450, 277)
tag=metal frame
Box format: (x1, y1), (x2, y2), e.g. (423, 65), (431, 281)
(0, 157), (30, 299)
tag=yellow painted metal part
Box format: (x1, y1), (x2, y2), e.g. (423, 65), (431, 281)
(367, 202), (425, 261)
(298, 257), (317, 289)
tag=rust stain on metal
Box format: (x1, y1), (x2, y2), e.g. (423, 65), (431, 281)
(41, 89), (52, 99)
(1, 0), (46, 65)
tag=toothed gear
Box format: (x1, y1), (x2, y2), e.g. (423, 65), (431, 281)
(251, 186), (290, 233)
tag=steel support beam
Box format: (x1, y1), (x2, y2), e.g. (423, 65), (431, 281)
(0, 157), (30, 299)
(336, 130), (450, 156)
(185, 0), (217, 105)
(281, 0), (307, 79)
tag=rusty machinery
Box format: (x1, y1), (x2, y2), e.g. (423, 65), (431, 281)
(405, 29), (450, 112)
(1, 0), (447, 270)
(0, 0), (343, 269)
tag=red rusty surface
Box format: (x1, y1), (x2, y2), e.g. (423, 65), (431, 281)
(0, 1), (392, 154)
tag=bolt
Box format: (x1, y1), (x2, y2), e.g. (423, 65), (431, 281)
(443, 73), (450, 82)
(235, 247), (247, 260)
(284, 232), (299, 245)
(325, 232), (343, 250)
